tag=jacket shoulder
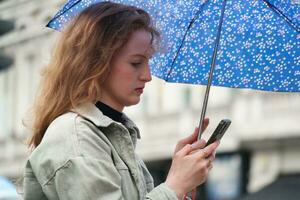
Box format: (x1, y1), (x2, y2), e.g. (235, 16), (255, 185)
(28, 112), (112, 184)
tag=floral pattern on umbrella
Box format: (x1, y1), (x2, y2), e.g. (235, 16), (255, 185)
(47, 0), (300, 92)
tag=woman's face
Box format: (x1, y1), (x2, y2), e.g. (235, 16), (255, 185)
(100, 29), (153, 111)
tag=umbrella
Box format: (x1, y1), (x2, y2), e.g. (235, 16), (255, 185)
(47, 0), (300, 138)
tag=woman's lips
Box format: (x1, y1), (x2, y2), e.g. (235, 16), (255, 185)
(135, 88), (144, 94)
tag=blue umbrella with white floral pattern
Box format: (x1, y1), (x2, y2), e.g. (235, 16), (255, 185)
(47, 0), (300, 92)
(47, 0), (300, 137)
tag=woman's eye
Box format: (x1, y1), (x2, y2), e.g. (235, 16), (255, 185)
(131, 62), (142, 67)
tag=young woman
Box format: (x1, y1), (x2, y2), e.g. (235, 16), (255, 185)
(23, 2), (219, 200)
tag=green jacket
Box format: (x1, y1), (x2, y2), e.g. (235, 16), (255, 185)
(23, 103), (177, 200)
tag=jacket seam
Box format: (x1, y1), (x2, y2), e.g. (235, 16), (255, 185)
(72, 115), (81, 156)
(42, 159), (71, 186)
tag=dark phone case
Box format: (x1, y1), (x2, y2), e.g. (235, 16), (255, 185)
(205, 119), (231, 147)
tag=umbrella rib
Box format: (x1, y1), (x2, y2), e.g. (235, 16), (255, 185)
(262, 0), (300, 33)
(165, 3), (207, 81)
(46, 0), (82, 28)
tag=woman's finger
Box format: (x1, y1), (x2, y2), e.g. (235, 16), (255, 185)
(206, 155), (215, 167)
(180, 118), (209, 145)
(191, 139), (206, 150)
(200, 118), (209, 133)
(180, 127), (199, 144)
(177, 144), (193, 157)
(196, 141), (219, 159)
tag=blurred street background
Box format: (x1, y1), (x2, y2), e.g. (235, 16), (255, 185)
(0, 0), (300, 199)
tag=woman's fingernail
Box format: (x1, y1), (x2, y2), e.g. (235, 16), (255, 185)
(191, 143), (197, 149)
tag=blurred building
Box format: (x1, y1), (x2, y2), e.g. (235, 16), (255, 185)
(1, 0), (300, 199)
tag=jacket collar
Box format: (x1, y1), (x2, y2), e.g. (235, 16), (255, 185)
(72, 103), (141, 138)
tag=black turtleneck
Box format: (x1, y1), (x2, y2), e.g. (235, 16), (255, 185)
(95, 101), (123, 123)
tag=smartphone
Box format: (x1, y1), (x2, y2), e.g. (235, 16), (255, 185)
(205, 119), (231, 147)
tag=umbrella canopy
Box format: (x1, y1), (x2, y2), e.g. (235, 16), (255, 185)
(47, 0), (300, 92)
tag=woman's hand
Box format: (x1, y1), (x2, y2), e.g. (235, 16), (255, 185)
(165, 141), (219, 199)
(173, 118), (209, 155)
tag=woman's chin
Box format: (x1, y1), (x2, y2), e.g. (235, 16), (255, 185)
(125, 97), (140, 107)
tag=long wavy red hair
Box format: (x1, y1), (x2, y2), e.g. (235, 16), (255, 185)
(27, 2), (160, 148)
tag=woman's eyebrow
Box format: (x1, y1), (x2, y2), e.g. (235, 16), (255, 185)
(130, 54), (147, 58)
(130, 54), (153, 59)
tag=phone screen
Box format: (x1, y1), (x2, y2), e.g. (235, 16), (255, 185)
(205, 119), (231, 147)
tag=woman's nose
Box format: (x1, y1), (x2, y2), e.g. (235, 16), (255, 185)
(140, 64), (152, 82)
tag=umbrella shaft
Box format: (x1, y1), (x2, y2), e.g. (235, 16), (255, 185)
(198, 0), (227, 140)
